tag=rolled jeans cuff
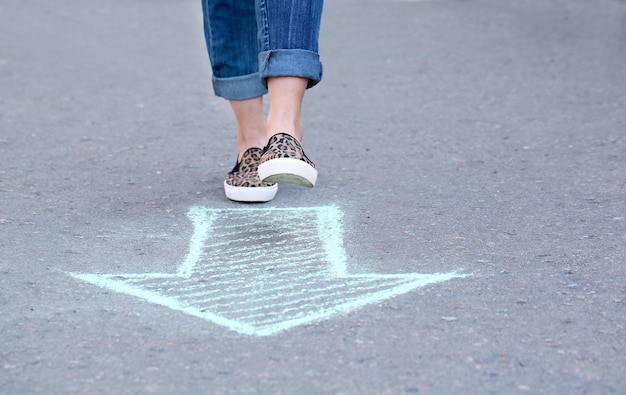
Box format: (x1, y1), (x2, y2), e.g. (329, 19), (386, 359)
(212, 72), (268, 101)
(259, 49), (323, 89)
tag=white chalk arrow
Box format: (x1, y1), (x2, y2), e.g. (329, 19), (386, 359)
(71, 206), (467, 336)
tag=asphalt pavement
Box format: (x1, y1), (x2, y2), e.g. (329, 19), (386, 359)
(1, 0), (625, 394)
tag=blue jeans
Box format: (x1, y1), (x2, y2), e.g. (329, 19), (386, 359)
(202, 0), (324, 100)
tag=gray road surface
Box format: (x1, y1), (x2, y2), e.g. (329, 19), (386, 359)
(1, 0), (625, 394)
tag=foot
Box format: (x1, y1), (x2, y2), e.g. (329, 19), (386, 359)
(258, 133), (317, 188)
(224, 147), (278, 202)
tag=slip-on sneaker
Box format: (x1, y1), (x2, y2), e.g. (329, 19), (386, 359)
(258, 133), (317, 188)
(224, 147), (278, 202)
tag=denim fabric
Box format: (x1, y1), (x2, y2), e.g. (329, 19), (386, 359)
(202, 0), (323, 100)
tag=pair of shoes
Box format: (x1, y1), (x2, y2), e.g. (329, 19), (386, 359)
(224, 147), (277, 203)
(258, 133), (318, 188)
(223, 133), (317, 202)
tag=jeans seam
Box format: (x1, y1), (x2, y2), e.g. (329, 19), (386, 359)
(202, 0), (216, 76)
(257, 0), (270, 53)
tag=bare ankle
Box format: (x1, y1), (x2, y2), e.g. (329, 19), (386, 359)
(265, 120), (304, 142)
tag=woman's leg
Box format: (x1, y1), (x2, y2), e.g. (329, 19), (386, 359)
(202, 0), (268, 156)
(202, 0), (268, 155)
(256, 0), (324, 90)
(202, 0), (277, 202)
(256, 0), (324, 187)
(202, 0), (267, 101)
(229, 97), (266, 160)
(265, 77), (307, 142)
(257, 0), (324, 140)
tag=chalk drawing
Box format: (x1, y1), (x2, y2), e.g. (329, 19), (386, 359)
(71, 206), (467, 336)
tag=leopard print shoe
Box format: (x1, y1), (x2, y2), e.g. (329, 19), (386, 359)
(224, 147), (278, 202)
(257, 133), (318, 188)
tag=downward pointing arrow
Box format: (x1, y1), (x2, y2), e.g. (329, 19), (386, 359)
(72, 206), (467, 336)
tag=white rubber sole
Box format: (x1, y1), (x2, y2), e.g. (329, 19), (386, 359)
(258, 158), (317, 188)
(223, 181), (278, 203)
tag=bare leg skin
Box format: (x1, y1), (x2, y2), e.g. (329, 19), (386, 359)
(229, 96), (267, 160)
(265, 77), (308, 141)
